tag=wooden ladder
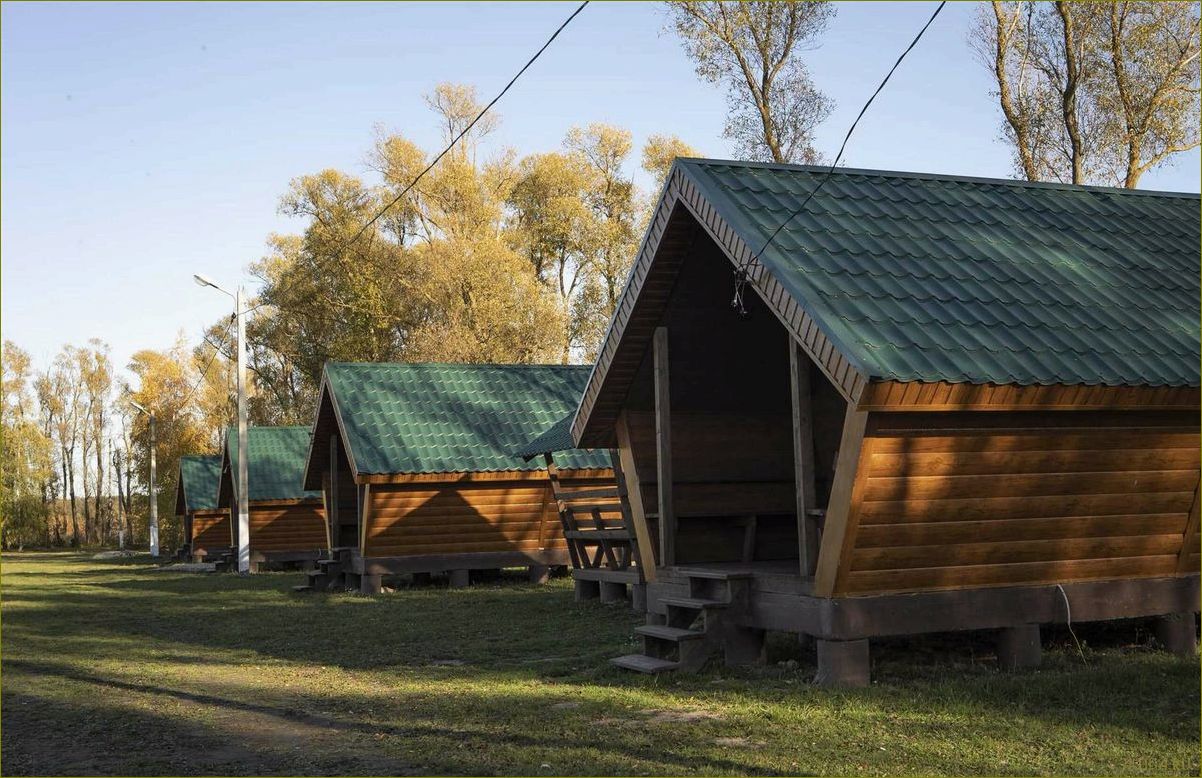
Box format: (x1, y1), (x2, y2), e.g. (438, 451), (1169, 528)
(547, 453), (644, 584)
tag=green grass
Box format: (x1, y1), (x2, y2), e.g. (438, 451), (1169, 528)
(1, 552), (1197, 776)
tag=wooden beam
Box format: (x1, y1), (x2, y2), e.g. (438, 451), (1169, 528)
(328, 434), (341, 549)
(358, 483), (371, 557)
(790, 338), (819, 576)
(813, 409), (871, 597)
(320, 471), (332, 553)
(616, 414), (657, 582)
(653, 326), (675, 567)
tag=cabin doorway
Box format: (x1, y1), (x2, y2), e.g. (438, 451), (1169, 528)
(621, 231), (847, 578)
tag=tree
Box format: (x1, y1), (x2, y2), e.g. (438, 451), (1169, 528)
(666, 1), (835, 164)
(126, 341), (211, 551)
(642, 133), (702, 192)
(1104, 2), (1201, 187)
(972, 1), (1199, 187)
(1, 342), (53, 548)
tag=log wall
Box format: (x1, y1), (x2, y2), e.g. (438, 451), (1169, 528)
(831, 410), (1201, 595)
(248, 501), (327, 554)
(362, 473), (613, 559)
(191, 510), (230, 553)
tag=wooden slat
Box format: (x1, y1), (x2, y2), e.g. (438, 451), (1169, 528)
(869, 431), (1197, 454)
(858, 380), (1201, 411)
(860, 490), (1196, 525)
(556, 487), (621, 501)
(852, 533), (1185, 571)
(844, 555), (1180, 594)
(868, 447), (1200, 478)
(857, 513), (1190, 548)
(369, 538), (566, 556)
(863, 469), (1199, 503)
(564, 529), (632, 541)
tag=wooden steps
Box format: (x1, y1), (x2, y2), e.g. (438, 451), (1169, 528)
(612, 570), (757, 674)
(610, 654), (679, 673)
(660, 596), (728, 610)
(635, 624), (705, 641)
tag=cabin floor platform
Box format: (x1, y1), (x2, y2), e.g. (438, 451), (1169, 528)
(623, 565), (1200, 686)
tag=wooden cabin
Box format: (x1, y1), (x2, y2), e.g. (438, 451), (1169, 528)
(517, 413), (650, 609)
(216, 425), (327, 572)
(569, 158), (1201, 685)
(300, 362), (615, 595)
(173, 454), (226, 563)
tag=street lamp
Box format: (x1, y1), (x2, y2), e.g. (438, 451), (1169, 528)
(194, 273), (250, 574)
(128, 400), (159, 557)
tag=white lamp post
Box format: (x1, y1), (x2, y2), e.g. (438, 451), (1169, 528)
(194, 273), (250, 574)
(128, 400), (158, 557)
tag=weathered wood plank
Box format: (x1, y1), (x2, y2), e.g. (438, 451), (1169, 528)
(843, 554), (1180, 594)
(851, 533), (1186, 571)
(790, 338), (818, 576)
(857, 512), (1190, 548)
(813, 409), (871, 596)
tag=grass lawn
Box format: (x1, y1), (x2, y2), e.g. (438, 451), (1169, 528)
(1, 552), (1197, 776)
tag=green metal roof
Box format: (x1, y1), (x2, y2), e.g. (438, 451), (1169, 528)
(678, 159), (1200, 387)
(324, 362), (611, 474)
(225, 426), (322, 502)
(178, 455), (221, 512)
(515, 413), (577, 461)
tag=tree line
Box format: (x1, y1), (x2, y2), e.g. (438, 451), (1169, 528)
(3, 0), (1196, 551)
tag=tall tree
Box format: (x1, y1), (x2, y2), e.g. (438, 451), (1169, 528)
(126, 341), (211, 551)
(666, 1), (835, 164)
(642, 133), (702, 192)
(1, 342), (53, 548)
(972, 1), (1199, 186)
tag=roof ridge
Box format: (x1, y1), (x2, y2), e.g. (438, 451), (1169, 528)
(676, 157), (1201, 200)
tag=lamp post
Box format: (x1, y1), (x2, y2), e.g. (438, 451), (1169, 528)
(194, 273), (250, 574)
(128, 400), (158, 557)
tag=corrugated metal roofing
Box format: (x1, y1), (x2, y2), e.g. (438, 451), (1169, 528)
(225, 426), (322, 502)
(178, 455), (221, 512)
(325, 362), (611, 475)
(679, 159), (1201, 387)
(515, 413), (577, 460)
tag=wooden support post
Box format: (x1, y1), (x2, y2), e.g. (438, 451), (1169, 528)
(600, 581), (627, 603)
(574, 578), (600, 601)
(997, 624), (1042, 670)
(615, 415), (657, 582)
(359, 573), (382, 595)
(448, 569), (470, 588)
(814, 639), (870, 687)
(1155, 613), (1197, 656)
(528, 565), (550, 585)
(789, 339), (819, 576)
(653, 326), (675, 567)
(724, 626), (766, 666)
(328, 435), (340, 550)
(358, 483), (371, 557)
(813, 409), (871, 597)
(630, 583), (648, 613)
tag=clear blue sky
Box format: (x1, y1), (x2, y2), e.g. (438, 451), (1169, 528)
(3, 1), (1199, 380)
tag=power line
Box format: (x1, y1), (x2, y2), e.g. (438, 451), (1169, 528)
(731, 0), (947, 316)
(177, 314), (235, 410)
(244, 0), (590, 318)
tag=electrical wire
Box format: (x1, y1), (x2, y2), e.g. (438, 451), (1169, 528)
(177, 314), (235, 410)
(243, 0), (590, 318)
(731, 0), (947, 315)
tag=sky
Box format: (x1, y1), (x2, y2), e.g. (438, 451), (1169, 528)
(3, 1), (1199, 382)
